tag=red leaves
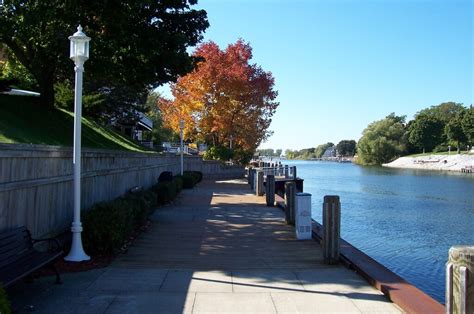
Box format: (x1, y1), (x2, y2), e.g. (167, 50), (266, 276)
(159, 39), (279, 150)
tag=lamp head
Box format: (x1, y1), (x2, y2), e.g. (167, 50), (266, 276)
(69, 25), (91, 63)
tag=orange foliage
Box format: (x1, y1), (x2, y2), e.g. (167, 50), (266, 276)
(159, 40), (279, 151)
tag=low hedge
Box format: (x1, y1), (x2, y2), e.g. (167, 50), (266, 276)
(82, 189), (157, 255)
(0, 285), (11, 314)
(182, 171), (203, 189)
(81, 173), (195, 256)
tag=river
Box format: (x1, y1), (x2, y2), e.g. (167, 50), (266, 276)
(284, 160), (474, 304)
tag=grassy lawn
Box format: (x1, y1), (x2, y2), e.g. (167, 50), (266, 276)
(407, 150), (470, 157)
(0, 94), (153, 152)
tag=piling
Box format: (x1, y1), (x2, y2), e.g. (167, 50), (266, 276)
(284, 182), (296, 225)
(284, 165), (289, 178)
(256, 170), (264, 196)
(266, 175), (275, 206)
(323, 195), (341, 264)
(292, 166), (297, 180)
(247, 166), (253, 185)
(446, 245), (474, 314)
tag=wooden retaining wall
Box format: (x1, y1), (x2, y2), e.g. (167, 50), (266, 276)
(0, 143), (244, 237)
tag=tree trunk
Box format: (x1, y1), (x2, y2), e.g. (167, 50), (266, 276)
(38, 81), (55, 108)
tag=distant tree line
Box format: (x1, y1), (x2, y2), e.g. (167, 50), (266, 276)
(357, 102), (473, 165)
(256, 148), (283, 157)
(283, 140), (356, 160)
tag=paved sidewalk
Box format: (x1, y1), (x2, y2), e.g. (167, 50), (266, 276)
(9, 179), (403, 313)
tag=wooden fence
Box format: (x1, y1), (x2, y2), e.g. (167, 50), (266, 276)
(0, 143), (244, 237)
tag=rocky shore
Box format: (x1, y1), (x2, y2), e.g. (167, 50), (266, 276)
(383, 153), (474, 172)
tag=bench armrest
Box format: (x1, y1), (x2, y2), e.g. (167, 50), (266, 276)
(32, 237), (61, 252)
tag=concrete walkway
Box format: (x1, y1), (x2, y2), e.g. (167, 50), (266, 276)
(9, 179), (403, 313)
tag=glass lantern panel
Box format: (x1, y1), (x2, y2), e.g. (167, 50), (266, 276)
(70, 41), (76, 58)
(77, 41), (86, 56)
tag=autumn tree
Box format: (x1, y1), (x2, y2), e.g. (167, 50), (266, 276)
(160, 40), (279, 163)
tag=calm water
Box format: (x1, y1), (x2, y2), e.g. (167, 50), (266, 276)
(285, 160), (474, 303)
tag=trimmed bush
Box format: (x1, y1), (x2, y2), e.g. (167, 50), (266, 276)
(0, 285), (11, 314)
(82, 199), (132, 255)
(183, 171), (203, 188)
(173, 176), (183, 192)
(182, 172), (195, 189)
(158, 171), (173, 182)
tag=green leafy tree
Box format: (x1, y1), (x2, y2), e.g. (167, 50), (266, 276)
(461, 106), (474, 146)
(0, 1), (208, 108)
(408, 113), (444, 153)
(315, 143), (334, 158)
(445, 109), (467, 153)
(357, 113), (406, 165)
(275, 149), (283, 157)
(336, 140), (356, 157)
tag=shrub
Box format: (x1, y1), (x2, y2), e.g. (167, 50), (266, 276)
(126, 189), (157, 226)
(182, 172), (196, 189)
(173, 176), (183, 192)
(0, 285), (11, 314)
(82, 199), (132, 255)
(158, 171), (174, 182)
(153, 180), (178, 204)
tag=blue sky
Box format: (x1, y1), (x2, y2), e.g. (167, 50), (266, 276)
(162, 0), (473, 151)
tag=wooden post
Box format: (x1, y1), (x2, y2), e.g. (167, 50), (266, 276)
(266, 175), (275, 206)
(446, 246), (474, 314)
(292, 166), (297, 180)
(256, 170), (264, 196)
(284, 165), (289, 178)
(284, 182), (296, 225)
(247, 166), (253, 185)
(250, 168), (256, 190)
(323, 195), (341, 264)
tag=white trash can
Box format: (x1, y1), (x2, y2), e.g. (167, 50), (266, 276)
(295, 192), (312, 240)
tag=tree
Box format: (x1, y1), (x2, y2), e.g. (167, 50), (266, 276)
(160, 40), (279, 162)
(315, 143), (334, 158)
(0, 1), (209, 108)
(461, 106), (474, 146)
(408, 113), (444, 153)
(275, 149), (283, 157)
(336, 140), (356, 157)
(357, 113), (406, 165)
(445, 109), (467, 153)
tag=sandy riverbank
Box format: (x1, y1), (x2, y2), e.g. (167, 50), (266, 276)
(383, 153), (474, 172)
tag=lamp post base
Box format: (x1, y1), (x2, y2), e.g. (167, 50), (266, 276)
(64, 225), (90, 262)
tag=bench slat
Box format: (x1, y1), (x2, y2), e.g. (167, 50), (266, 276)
(0, 227), (62, 287)
(0, 251), (62, 287)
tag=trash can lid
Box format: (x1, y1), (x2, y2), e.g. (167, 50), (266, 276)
(296, 192), (312, 196)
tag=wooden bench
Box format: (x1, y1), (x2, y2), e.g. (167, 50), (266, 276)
(0, 227), (63, 288)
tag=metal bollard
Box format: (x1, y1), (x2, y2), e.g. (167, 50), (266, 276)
(284, 182), (296, 225)
(323, 195), (341, 264)
(446, 245), (474, 314)
(256, 170), (264, 196)
(266, 175), (275, 206)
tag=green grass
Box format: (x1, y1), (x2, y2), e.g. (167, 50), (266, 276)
(407, 150), (470, 157)
(0, 94), (153, 152)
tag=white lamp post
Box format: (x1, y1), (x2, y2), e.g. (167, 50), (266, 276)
(179, 120), (185, 176)
(65, 25), (91, 262)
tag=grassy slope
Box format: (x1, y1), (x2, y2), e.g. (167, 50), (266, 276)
(407, 151), (470, 157)
(0, 94), (152, 152)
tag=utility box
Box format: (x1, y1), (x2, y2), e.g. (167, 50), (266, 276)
(295, 192), (312, 240)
